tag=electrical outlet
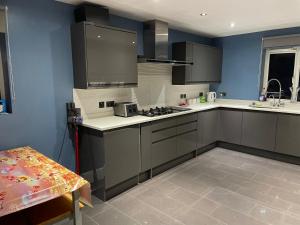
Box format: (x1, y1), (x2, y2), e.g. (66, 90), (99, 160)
(99, 102), (105, 108)
(219, 92), (227, 97)
(106, 101), (115, 107)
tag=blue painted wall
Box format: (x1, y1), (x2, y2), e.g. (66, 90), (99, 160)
(0, 0), (75, 169)
(211, 27), (300, 100)
(0, 0), (212, 170)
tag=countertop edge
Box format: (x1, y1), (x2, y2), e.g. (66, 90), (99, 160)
(81, 103), (300, 132)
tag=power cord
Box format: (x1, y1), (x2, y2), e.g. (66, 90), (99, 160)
(57, 123), (68, 162)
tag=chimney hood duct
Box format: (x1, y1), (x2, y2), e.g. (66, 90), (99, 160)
(138, 20), (193, 66)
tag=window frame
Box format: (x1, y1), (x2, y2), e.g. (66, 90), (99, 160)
(262, 47), (300, 102)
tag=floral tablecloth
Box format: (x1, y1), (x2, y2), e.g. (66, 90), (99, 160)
(0, 146), (91, 217)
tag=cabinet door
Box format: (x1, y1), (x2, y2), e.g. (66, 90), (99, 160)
(198, 110), (219, 148)
(152, 137), (177, 168)
(141, 123), (152, 172)
(192, 44), (222, 83)
(86, 24), (137, 85)
(104, 126), (140, 188)
(242, 111), (277, 151)
(219, 109), (243, 144)
(275, 114), (300, 157)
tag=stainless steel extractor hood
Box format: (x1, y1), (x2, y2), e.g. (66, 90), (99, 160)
(138, 20), (193, 66)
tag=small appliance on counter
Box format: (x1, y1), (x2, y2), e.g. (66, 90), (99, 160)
(199, 92), (206, 103)
(0, 99), (7, 113)
(114, 102), (138, 117)
(207, 92), (217, 103)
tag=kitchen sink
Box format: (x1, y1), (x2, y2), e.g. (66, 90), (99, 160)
(249, 102), (282, 110)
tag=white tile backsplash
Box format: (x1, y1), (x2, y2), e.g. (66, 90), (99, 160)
(74, 64), (209, 119)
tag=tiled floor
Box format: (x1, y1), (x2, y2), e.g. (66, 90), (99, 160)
(64, 148), (300, 225)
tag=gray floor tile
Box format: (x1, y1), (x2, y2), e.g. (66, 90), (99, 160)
(167, 187), (202, 205)
(192, 197), (220, 215)
(57, 214), (98, 225)
(110, 194), (148, 217)
(253, 174), (300, 193)
(176, 208), (226, 225)
(74, 148), (300, 225)
(93, 207), (139, 225)
(136, 188), (186, 217)
(250, 204), (284, 225)
(206, 187), (256, 214)
(212, 206), (267, 225)
(82, 195), (111, 217)
(236, 186), (291, 211)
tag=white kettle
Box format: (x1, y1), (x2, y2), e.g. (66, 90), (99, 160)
(207, 92), (217, 103)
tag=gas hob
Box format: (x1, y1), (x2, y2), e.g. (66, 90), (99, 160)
(138, 106), (191, 117)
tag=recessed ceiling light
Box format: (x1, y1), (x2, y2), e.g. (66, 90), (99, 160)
(230, 22), (235, 28)
(200, 13), (208, 16)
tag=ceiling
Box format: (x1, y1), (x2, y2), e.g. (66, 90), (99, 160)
(58, 0), (300, 37)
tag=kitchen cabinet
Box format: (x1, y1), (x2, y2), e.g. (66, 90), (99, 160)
(71, 22), (137, 89)
(198, 110), (220, 148)
(275, 114), (300, 157)
(140, 114), (198, 169)
(152, 137), (178, 168)
(103, 126), (140, 188)
(150, 117), (178, 168)
(177, 114), (198, 156)
(172, 42), (222, 84)
(140, 123), (152, 172)
(241, 111), (277, 151)
(219, 109), (243, 145)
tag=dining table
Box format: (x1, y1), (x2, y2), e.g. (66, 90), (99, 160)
(0, 146), (92, 225)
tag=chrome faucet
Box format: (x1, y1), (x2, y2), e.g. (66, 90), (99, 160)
(263, 78), (282, 107)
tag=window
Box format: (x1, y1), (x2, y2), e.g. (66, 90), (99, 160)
(262, 48), (300, 101)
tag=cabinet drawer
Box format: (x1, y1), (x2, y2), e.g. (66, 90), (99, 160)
(177, 113), (197, 125)
(152, 137), (177, 168)
(151, 118), (177, 131)
(177, 130), (197, 157)
(152, 127), (177, 143)
(177, 122), (197, 135)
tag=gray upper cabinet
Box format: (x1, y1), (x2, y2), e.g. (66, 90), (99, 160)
(104, 126), (140, 189)
(198, 110), (219, 148)
(172, 42), (222, 84)
(242, 111), (277, 151)
(71, 22), (138, 89)
(219, 109), (243, 145)
(275, 114), (300, 157)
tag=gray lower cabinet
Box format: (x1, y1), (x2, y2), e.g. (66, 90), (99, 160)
(275, 114), (300, 157)
(177, 121), (197, 157)
(198, 110), (219, 147)
(219, 109), (243, 144)
(152, 137), (177, 168)
(103, 126), (140, 188)
(140, 123), (152, 172)
(177, 131), (197, 156)
(241, 111), (277, 151)
(141, 114), (198, 169)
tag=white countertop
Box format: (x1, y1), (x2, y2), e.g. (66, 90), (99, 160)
(82, 99), (300, 131)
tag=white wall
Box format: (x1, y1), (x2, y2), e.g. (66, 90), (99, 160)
(74, 64), (209, 119)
